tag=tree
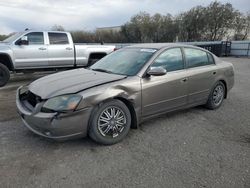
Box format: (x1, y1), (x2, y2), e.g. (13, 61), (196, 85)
(71, 31), (96, 43)
(0, 35), (8, 41)
(121, 12), (151, 42)
(151, 13), (178, 42)
(51, 25), (65, 31)
(233, 12), (250, 40)
(177, 6), (207, 41)
(120, 12), (178, 43)
(96, 30), (125, 43)
(204, 1), (238, 41)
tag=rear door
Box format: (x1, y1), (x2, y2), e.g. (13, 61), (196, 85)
(12, 32), (48, 68)
(47, 32), (74, 67)
(184, 48), (217, 104)
(141, 48), (189, 117)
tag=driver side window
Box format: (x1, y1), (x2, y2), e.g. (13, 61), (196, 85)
(152, 48), (184, 72)
(17, 32), (44, 45)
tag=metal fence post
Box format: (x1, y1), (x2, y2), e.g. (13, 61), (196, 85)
(247, 42), (250, 57)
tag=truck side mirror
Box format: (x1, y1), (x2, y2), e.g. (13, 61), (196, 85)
(18, 36), (29, 45)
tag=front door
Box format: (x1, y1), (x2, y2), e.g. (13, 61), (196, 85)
(12, 32), (48, 68)
(141, 48), (188, 117)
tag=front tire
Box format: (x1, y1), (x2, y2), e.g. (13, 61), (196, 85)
(0, 63), (10, 87)
(205, 81), (225, 110)
(89, 100), (131, 145)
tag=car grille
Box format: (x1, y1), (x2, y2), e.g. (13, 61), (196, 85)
(20, 90), (42, 108)
(27, 91), (40, 107)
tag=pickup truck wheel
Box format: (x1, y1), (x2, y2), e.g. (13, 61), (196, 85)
(0, 63), (10, 87)
(89, 100), (131, 145)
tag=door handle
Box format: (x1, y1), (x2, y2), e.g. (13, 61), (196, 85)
(181, 78), (188, 83)
(213, 71), (217, 75)
(66, 47), (73, 50)
(38, 47), (46, 50)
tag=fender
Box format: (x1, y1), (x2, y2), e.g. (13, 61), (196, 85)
(77, 77), (142, 129)
(0, 52), (14, 70)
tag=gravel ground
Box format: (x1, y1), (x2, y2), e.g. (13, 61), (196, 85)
(0, 57), (250, 188)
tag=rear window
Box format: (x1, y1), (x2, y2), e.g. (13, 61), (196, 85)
(207, 53), (215, 65)
(48, 33), (69, 44)
(184, 48), (209, 68)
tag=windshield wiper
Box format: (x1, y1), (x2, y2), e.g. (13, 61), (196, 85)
(91, 68), (113, 74)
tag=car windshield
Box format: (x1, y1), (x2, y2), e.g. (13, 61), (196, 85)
(2, 32), (24, 43)
(90, 48), (157, 76)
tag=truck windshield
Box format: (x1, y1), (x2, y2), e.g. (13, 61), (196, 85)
(90, 48), (157, 76)
(3, 32), (24, 43)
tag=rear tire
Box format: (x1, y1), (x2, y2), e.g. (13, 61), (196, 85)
(205, 81), (225, 110)
(89, 100), (131, 145)
(0, 63), (10, 87)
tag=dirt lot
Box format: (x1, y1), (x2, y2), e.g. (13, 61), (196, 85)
(0, 57), (250, 188)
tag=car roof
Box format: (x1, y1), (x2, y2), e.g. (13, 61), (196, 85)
(127, 43), (202, 50)
(23, 30), (69, 34)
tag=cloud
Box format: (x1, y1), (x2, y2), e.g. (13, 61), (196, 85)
(0, 0), (249, 34)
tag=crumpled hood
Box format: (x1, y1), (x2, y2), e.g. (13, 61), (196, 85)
(29, 68), (126, 99)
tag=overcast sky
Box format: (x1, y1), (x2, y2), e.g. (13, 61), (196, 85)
(0, 0), (249, 34)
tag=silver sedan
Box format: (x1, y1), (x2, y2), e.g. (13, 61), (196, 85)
(16, 44), (234, 145)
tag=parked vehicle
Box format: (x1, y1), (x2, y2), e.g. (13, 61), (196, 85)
(16, 44), (234, 145)
(0, 30), (116, 86)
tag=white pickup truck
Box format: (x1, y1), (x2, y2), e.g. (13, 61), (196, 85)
(0, 30), (116, 86)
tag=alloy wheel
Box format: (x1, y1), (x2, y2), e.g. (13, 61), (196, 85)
(97, 106), (127, 138)
(213, 85), (224, 106)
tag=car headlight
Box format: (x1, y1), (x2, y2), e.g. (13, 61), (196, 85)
(42, 94), (82, 112)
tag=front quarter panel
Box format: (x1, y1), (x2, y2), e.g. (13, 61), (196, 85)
(77, 76), (142, 122)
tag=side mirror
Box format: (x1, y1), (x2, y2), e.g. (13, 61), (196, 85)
(18, 36), (29, 45)
(147, 67), (167, 76)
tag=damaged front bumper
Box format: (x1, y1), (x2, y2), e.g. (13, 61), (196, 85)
(16, 86), (92, 141)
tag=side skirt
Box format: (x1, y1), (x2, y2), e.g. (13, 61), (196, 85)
(139, 100), (207, 124)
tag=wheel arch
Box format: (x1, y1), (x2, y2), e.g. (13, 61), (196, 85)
(113, 97), (138, 129)
(0, 53), (14, 71)
(218, 79), (228, 99)
(88, 53), (107, 61)
(88, 96), (139, 134)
